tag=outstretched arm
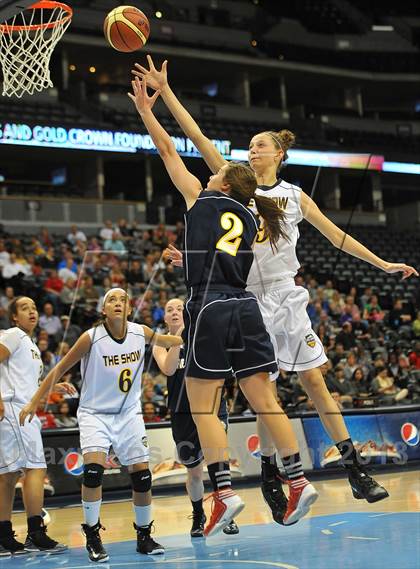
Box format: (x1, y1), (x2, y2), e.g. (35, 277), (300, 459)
(132, 56), (227, 174)
(128, 76), (202, 210)
(143, 325), (183, 349)
(19, 332), (91, 424)
(301, 192), (419, 279)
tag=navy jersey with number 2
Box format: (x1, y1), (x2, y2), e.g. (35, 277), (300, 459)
(183, 190), (259, 291)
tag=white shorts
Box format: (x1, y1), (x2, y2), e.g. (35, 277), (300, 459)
(0, 401), (46, 475)
(253, 281), (328, 376)
(77, 406), (149, 466)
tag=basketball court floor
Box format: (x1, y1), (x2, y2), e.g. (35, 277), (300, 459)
(2, 469), (419, 569)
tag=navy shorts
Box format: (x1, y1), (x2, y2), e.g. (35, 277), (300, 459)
(183, 288), (278, 380)
(171, 412), (228, 469)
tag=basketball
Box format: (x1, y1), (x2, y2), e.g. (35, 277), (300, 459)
(103, 6), (150, 52)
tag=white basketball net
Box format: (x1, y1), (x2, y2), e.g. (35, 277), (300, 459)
(0, 2), (72, 98)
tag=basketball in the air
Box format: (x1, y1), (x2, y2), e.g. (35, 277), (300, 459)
(104, 6), (150, 52)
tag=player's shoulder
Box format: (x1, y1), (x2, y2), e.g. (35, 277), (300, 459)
(0, 326), (26, 341)
(127, 321), (145, 337)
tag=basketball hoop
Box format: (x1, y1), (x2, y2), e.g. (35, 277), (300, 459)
(0, 1), (72, 98)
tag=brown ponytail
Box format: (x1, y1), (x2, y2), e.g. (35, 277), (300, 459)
(254, 194), (288, 251)
(223, 162), (288, 251)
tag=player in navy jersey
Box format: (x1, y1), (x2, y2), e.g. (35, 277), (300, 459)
(153, 298), (238, 537)
(132, 56), (418, 521)
(129, 76), (319, 536)
(20, 288), (182, 563)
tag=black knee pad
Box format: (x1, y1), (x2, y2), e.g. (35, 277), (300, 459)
(131, 469), (152, 493)
(83, 463), (104, 488)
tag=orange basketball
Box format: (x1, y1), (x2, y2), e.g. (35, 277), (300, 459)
(104, 6), (150, 52)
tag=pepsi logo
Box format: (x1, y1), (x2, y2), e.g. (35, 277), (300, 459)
(247, 434), (261, 459)
(401, 423), (419, 447)
(64, 450), (84, 476)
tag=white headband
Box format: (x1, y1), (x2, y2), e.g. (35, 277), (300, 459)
(103, 287), (129, 304)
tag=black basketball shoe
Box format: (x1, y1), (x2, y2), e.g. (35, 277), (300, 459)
(348, 465), (389, 503)
(223, 519), (239, 535)
(0, 521), (27, 556)
(261, 472), (289, 525)
(24, 516), (67, 554)
(189, 511), (206, 538)
(134, 522), (165, 555)
(81, 521), (109, 563)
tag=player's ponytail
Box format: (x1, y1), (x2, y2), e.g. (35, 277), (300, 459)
(223, 162), (288, 251)
(253, 194), (288, 251)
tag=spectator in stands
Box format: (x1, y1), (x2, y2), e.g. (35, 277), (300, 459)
(336, 321), (357, 351)
(2, 252), (30, 280)
(99, 219), (116, 241)
(60, 278), (76, 309)
(104, 232), (126, 253)
(325, 365), (354, 407)
(350, 367), (369, 394)
(39, 302), (62, 338)
(344, 351), (358, 381)
(39, 246), (57, 270)
(29, 236), (46, 257)
(409, 342), (420, 370)
(363, 295), (384, 323)
(60, 315), (81, 347)
(67, 224), (87, 246)
(153, 223), (169, 249)
(57, 250), (78, 272)
(142, 402), (161, 423)
(36, 397), (57, 429)
(54, 341), (70, 364)
(307, 277), (319, 300)
(39, 227), (53, 248)
(0, 306), (9, 329)
(323, 279), (335, 302)
(78, 276), (100, 309)
(44, 269), (64, 308)
(328, 341), (345, 366)
(413, 311), (420, 338)
(55, 401), (78, 428)
(0, 239), (10, 268)
(58, 258), (78, 283)
(126, 259), (144, 290)
(88, 236), (101, 252)
(0, 285), (14, 309)
(38, 338), (56, 378)
(388, 299), (412, 330)
(371, 366), (409, 404)
(360, 286), (373, 309)
(117, 218), (131, 238)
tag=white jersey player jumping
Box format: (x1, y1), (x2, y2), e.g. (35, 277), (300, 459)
(133, 56), (418, 522)
(0, 296), (69, 556)
(20, 288), (182, 563)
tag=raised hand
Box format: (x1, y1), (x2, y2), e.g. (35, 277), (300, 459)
(128, 76), (161, 115)
(164, 244), (183, 267)
(384, 262), (419, 280)
(132, 55), (168, 92)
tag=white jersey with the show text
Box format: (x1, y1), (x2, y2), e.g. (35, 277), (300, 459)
(80, 321), (146, 414)
(0, 327), (43, 405)
(247, 178), (303, 291)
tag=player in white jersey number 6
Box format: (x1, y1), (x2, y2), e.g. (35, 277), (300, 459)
(133, 56), (418, 523)
(20, 288), (183, 563)
(0, 297), (70, 557)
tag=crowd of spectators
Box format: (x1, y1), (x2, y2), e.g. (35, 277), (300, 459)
(0, 220), (419, 429)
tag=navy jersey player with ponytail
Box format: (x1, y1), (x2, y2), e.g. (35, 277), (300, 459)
(129, 76), (318, 537)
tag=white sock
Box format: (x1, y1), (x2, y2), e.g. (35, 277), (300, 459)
(82, 499), (101, 527)
(133, 504), (152, 528)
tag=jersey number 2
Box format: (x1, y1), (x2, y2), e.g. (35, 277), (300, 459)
(118, 368), (133, 393)
(216, 212), (244, 257)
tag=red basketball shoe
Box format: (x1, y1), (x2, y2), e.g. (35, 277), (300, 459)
(204, 489), (245, 537)
(283, 478), (318, 525)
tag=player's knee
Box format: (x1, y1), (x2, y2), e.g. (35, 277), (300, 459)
(130, 469), (152, 493)
(83, 463), (104, 488)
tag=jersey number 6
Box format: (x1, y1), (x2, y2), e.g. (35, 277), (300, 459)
(216, 212), (244, 257)
(118, 368), (133, 393)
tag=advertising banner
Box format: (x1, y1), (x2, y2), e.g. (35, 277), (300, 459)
(302, 410), (420, 469)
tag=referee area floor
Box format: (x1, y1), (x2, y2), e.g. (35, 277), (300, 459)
(2, 470), (419, 569)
